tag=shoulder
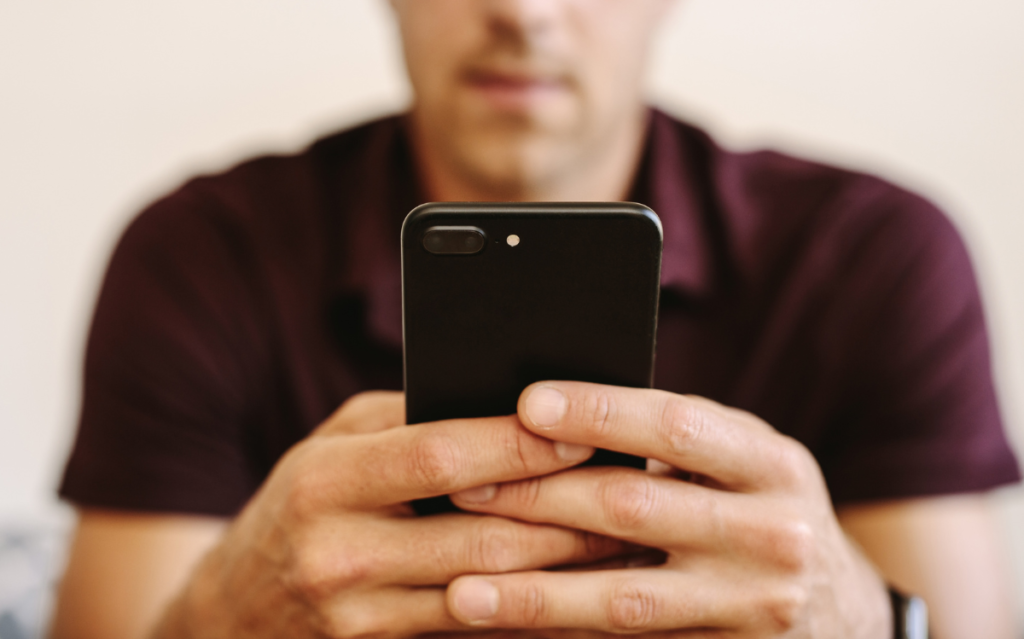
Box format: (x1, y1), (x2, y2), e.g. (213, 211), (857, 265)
(119, 115), (404, 259)
(655, 112), (967, 293)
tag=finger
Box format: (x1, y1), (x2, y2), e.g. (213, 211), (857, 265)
(317, 391), (406, 436)
(518, 382), (810, 491)
(317, 414), (597, 509)
(540, 631), (724, 639)
(324, 586), (463, 636)
(451, 466), (761, 552)
(319, 513), (631, 586)
(446, 569), (754, 632)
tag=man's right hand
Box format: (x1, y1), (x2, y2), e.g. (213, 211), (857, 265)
(152, 391), (621, 639)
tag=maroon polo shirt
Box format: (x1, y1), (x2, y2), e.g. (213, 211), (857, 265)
(59, 110), (1020, 515)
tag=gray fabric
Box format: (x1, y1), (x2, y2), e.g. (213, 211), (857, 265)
(0, 523), (68, 639)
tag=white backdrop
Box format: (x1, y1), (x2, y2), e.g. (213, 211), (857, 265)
(1, 0), (1022, 620)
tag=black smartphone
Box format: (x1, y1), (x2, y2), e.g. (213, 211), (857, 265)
(401, 202), (663, 515)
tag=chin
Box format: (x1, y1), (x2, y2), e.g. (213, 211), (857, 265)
(453, 121), (582, 193)
(454, 139), (573, 199)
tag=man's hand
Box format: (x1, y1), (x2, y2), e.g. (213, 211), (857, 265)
(154, 391), (627, 639)
(446, 382), (893, 638)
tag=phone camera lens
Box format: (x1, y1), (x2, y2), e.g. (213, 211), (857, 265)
(423, 232), (445, 253)
(422, 226), (486, 255)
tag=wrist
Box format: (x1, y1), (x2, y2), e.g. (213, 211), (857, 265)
(151, 546), (229, 639)
(848, 551), (896, 639)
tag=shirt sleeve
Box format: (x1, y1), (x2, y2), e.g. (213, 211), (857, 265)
(819, 187), (1020, 503)
(59, 183), (271, 516)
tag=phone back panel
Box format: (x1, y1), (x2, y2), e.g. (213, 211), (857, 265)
(402, 203), (663, 512)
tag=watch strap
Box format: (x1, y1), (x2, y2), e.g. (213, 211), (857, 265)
(889, 586), (929, 639)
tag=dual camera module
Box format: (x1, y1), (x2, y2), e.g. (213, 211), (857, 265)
(422, 226), (519, 255)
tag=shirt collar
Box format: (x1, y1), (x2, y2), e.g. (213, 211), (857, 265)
(331, 116), (420, 349)
(630, 108), (714, 297)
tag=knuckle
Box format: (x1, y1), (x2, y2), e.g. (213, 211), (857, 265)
(503, 476), (544, 511)
(282, 448), (332, 521)
(407, 432), (462, 494)
(514, 582), (548, 627)
(472, 520), (522, 574)
(771, 439), (816, 489)
(325, 605), (391, 639)
(337, 391), (373, 415)
(284, 480), (320, 522)
(285, 544), (374, 603)
(600, 474), (660, 532)
(773, 519), (816, 574)
(757, 585), (807, 633)
(283, 548), (334, 602)
(606, 580), (659, 631)
(745, 510), (815, 574)
(337, 390), (396, 415)
(583, 389), (616, 437)
(691, 489), (726, 541)
(659, 397), (709, 458)
(321, 393), (371, 433)
(493, 421), (535, 475)
(507, 426), (532, 474)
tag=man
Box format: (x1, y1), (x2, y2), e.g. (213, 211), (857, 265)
(50, 1), (1020, 638)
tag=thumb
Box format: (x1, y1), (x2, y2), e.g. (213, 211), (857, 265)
(316, 391), (406, 436)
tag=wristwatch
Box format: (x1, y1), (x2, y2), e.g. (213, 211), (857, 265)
(889, 587), (929, 639)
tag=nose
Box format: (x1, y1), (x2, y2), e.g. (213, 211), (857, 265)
(484, 0), (561, 48)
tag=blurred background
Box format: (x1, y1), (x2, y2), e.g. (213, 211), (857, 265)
(1, 0), (1022, 634)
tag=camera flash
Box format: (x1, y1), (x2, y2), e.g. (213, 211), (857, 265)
(507, 234), (520, 247)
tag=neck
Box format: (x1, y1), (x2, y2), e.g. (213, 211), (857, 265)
(408, 106), (650, 202)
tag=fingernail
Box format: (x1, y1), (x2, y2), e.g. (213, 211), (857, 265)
(554, 441), (594, 462)
(453, 483), (496, 504)
(452, 578), (499, 623)
(525, 386), (567, 429)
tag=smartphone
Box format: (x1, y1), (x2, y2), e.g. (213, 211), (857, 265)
(401, 202), (663, 515)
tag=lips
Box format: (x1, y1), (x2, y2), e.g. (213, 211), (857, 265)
(462, 69), (570, 110)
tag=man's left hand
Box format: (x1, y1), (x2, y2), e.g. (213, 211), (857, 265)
(446, 382), (893, 638)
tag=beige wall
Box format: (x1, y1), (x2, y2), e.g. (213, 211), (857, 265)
(1, 0), (1021, 620)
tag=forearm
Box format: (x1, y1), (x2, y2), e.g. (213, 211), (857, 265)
(150, 551), (224, 639)
(150, 535), (307, 639)
(840, 496), (1019, 639)
(49, 512), (225, 639)
(150, 556), (251, 639)
(152, 594), (197, 639)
